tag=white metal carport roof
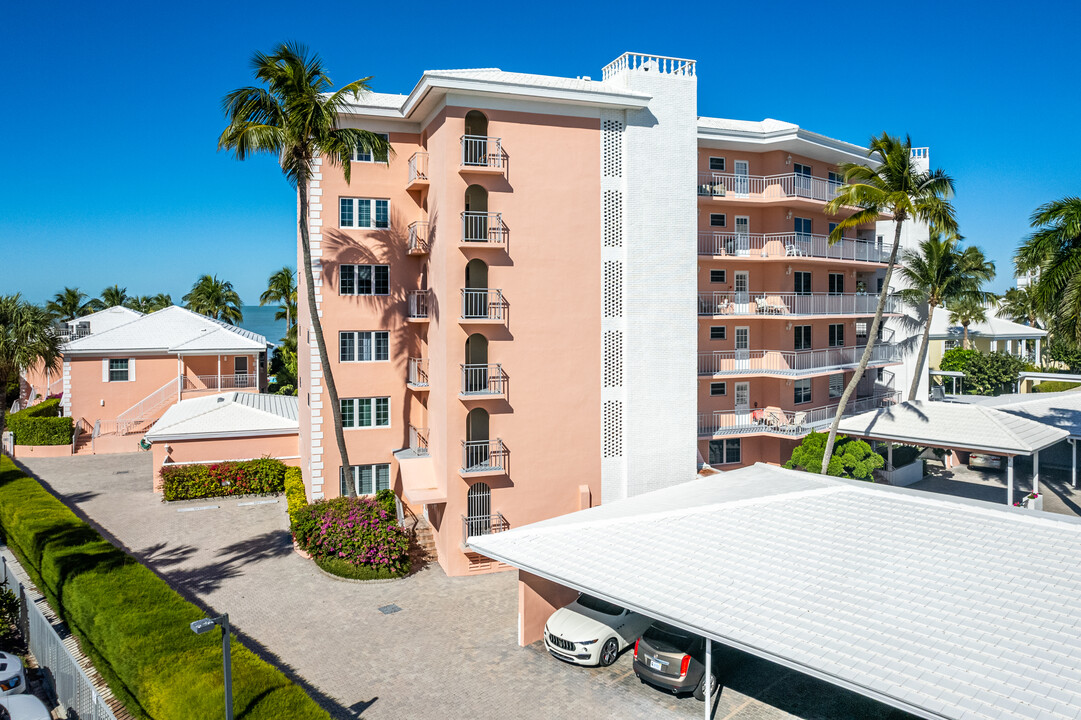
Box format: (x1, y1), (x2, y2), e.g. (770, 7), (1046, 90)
(469, 464), (1081, 720)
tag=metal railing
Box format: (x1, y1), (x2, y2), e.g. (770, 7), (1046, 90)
(697, 171), (847, 203)
(56, 326), (92, 343)
(461, 364), (507, 395)
(115, 379), (176, 435)
(408, 290), (430, 319)
(698, 344), (901, 377)
(461, 212), (507, 244)
(182, 373), (258, 391)
(462, 511), (509, 540)
(698, 291), (898, 317)
(461, 438), (507, 474)
(408, 358), (429, 387)
(698, 391), (900, 438)
(408, 221), (430, 254)
(461, 288), (507, 321)
(461, 135), (503, 169)
(409, 425), (429, 456)
(698, 231), (888, 263)
(408, 151), (429, 184)
(602, 53), (696, 79)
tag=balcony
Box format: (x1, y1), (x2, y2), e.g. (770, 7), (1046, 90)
(407, 290), (430, 322)
(461, 438), (507, 476)
(460, 289), (507, 324)
(407, 358), (429, 390)
(407, 152), (429, 190)
(697, 391), (900, 438)
(460, 135), (504, 173)
(698, 232), (888, 264)
(698, 292), (899, 317)
(697, 171), (844, 204)
(408, 221), (430, 256)
(182, 373), (259, 392)
(461, 212), (507, 248)
(462, 511), (509, 540)
(460, 364), (507, 399)
(408, 425), (430, 456)
(698, 344), (901, 378)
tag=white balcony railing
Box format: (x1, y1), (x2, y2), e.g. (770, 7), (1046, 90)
(602, 53), (696, 80)
(408, 151), (429, 184)
(698, 292), (898, 317)
(462, 438), (507, 474)
(698, 391), (901, 438)
(408, 221), (429, 254)
(409, 425), (429, 456)
(183, 373), (258, 391)
(461, 135), (503, 169)
(461, 364), (507, 396)
(462, 511), (508, 540)
(698, 171), (846, 203)
(461, 212), (507, 244)
(698, 232), (889, 263)
(408, 358), (429, 387)
(408, 290), (430, 319)
(461, 289), (506, 321)
(116, 379), (176, 435)
(698, 344), (901, 377)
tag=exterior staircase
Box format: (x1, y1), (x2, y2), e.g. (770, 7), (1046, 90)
(409, 517), (438, 566)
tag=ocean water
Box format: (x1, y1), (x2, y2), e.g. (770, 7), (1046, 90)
(239, 305), (288, 345)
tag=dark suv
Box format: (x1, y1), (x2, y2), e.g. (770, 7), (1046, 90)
(633, 622), (724, 701)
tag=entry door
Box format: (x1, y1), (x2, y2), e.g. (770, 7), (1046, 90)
(733, 271), (749, 313)
(734, 216), (750, 257)
(234, 356), (248, 385)
(734, 381), (750, 424)
(734, 327), (750, 370)
(734, 160), (749, 197)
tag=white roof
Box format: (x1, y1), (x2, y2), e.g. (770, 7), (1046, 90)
(470, 464), (1081, 720)
(952, 391), (1081, 439)
(145, 392), (297, 441)
(65, 305), (143, 334)
(836, 400), (1068, 454)
(63, 306), (266, 355)
(930, 309), (1047, 340)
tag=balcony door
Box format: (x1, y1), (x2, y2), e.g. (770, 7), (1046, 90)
(734, 160), (749, 197)
(734, 381), (750, 424)
(466, 482), (492, 537)
(794, 163), (812, 197)
(466, 408), (490, 470)
(465, 334), (489, 393)
(734, 326), (750, 370)
(733, 271), (749, 312)
(234, 356), (248, 387)
(734, 216), (750, 256)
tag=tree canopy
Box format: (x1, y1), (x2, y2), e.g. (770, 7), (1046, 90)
(784, 431), (885, 480)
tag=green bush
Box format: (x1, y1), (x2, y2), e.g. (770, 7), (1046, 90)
(877, 444), (923, 467)
(0, 456), (329, 720)
(160, 457), (287, 501)
(375, 488), (397, 517)
(1033, 380), (1081, 393)
(284, 466), (308, 532)
(14, 398), (62, 419)
(7, 399), (72, 445)
(293, 497), (410, 577)
(940, 348), (1025, 395)
(784, 431), (885, 480)
(314, 555), (404, 580)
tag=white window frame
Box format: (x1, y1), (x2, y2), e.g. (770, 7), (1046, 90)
(794, 325), (812, 351)
(105, 358), (132, 382)
(340, 397), (391, 429)
(709, 438), (741, 465)
(829, 323), (845, 348)
(340, 463), (392, 496)
(829, 374), (843, 399)
(351, 133), (389, 163)
(794, 271), (812, 295)
(708, 156), (725, 172)
(339, 197), (390, 229)
(339, 331), (390, 363)
(340, 264), (390, 296)
(794, 378), (812, 405)
(828, 272), (845, 295)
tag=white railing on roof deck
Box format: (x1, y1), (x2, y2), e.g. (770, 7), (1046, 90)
(698, 232), (888, 263)
(602, 53), (696, 80)
(115, 379), (176, 435)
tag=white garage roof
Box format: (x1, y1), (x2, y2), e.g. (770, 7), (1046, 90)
(63, 306), (266, 355)
(836, 400), (1068, 455)
(469, 464), (1081, 720)
(950, 391), (1081, 440)
(145, 392), (298, 441)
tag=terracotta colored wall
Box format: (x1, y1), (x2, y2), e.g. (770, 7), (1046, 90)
(67, 355), (179, 423)
(13, 444), (71, 458)
(518, 570), (579, 646)
(697, 149), (845, 179)
(151, 433), (300, 490)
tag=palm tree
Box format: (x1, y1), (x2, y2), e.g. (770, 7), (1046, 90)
(183, 275), (243, 324)
(149, 293), (173, 312)
(260, 267), (297, 336)
(819, 133), (957, 473)
(948, 295), (988, 349)
(100, 285), (128, 308)
(0, 295), (63, 433)
(898, 233), (995, 399)
(998, 286), (1043, 328)
(125, 293), (174, 314)
(45, 287), (100, 321)
(1016, 196), (1081, 342)
(219, 42), (391, 490)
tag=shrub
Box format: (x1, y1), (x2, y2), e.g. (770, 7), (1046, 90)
(7, 399), (72, 445)
(878, 444), (923, 467)
(1033, 380), (1081, 393)
(785, 431), (885, 480)
(294, 497), (409, 576)
(284, 466), (308, 532)
(314, 555), (404, 581)
(374, 488), (397, 517)
(940, 348), (1025, 396)
(160, 457), (287, 501)
(0, 456), (329, 720)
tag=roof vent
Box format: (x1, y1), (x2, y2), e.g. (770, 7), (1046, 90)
(217, 396), (226, 403)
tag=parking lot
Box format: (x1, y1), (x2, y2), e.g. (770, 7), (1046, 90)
(16, 453), (916, 719)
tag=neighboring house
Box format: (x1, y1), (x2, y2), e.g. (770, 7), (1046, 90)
(927, 309), (1047, 372)
(51, 306), (268, 453)
(144, 392), (299, 489)
(296, 52), (904, 576)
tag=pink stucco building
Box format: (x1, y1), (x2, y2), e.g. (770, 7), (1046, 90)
(297, 53), (902, 577)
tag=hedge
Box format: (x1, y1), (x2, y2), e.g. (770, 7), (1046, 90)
(6, 399), (72, 446)
(0, 456), (329, 720)
(1033, 380), (1081, 393)
(160, 458), (287, 501)
(284, 466), (307, 530)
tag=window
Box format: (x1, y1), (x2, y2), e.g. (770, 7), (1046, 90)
(709, 438), (741, 465)
(877, 277), (884, 294)
(794, 163), (812, 194)
(794, 217), (812, 238)
(829, 323), (845, 347)
(108, 359), (129, 382)
(710, 326), (726, 341)
(340, 265), (390, 296)
(340, 463), (391, 496)
(351, 133), (389, 163)
(339, 331), (390, 362)
(708, 156), (725, 171)
(794, 325), (812, 351)
(794, 271), (811, 295)
(710, 269), (726, 284)
(339, 198), (390, 229)
(829, 374), (843, 398)
(828, 273), (845, 295)
(828, 171), (843, 188)
(856, 321), (868, 338)
(709, 213), (726, 228)
(710, 382), (726, 396)
(829, 222), (839, 237)
(341, 397), (390, 428)
(945, 339), (960, 350)
(877, 368), (884, 380)
(794, 378), (812, 404)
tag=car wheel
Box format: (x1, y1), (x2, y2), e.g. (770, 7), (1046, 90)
(599, 637), (619, 667)
(694, 674), (717, 702)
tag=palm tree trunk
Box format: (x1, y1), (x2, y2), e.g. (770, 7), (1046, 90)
(298, 179), (352, 496)
(962, 325), (969, 349)
(820, 219), (904, 473)
(0, 370), (8, 438)
(907, 304), (936, 401)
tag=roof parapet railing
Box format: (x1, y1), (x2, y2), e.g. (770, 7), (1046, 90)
(602, 53), (696, 81)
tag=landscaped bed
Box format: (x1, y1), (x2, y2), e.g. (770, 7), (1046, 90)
(160, 457), (288, 501)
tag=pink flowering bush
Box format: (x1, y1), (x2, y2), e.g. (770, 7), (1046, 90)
(293, 497), (410, 576)
(160, 458), (287, 501)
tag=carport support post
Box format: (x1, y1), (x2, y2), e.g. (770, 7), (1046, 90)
(704, 638), (712, 719)
(887, 442), (893, 471)
(1007, 456), (1014, 506)
(217, 354), (222, 390)
(1072, 439), (1077, 488)
(1034, 451), (1040, 495)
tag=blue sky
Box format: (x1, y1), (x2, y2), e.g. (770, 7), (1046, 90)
(3, 0), (1078, 304)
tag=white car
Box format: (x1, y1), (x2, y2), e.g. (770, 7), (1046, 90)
(0, 695), (51, 720)
(0, 654), (25, 697)
(544, 594), (652, 667)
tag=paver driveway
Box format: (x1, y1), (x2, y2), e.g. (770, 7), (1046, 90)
(17, 453), (915, 720)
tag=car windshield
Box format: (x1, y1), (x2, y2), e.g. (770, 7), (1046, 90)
(644, 622), (698, 653)
(576, 594), (623, 616)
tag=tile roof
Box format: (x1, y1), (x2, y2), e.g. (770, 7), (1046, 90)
(470, 464), (1081, 720)
(63, 306), (266, 354)
(145, 392), (297, 440)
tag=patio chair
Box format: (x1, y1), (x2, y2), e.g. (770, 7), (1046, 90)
(791, 411), (807, 431)
(763, 295), (789, 315)
(762, 406), (786, 427)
